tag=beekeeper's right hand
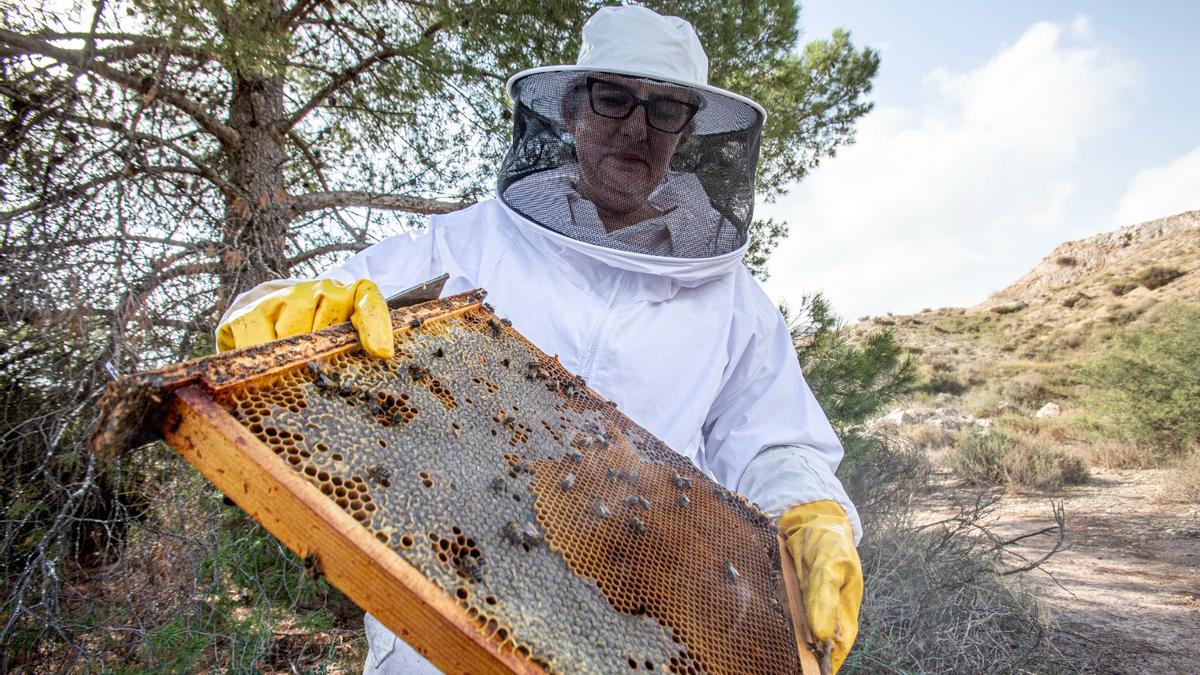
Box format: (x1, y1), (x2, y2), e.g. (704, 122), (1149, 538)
(216, 278), (393, 358)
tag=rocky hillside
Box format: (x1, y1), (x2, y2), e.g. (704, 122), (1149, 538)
(854, 210), (1199, 393)
(856, 212), (1200, 675)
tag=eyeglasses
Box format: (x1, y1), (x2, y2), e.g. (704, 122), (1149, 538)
(586, 77), (700, 134)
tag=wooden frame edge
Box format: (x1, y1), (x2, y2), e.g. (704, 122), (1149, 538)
(164, 385), (539, 675)
(778, 534), (824, 675)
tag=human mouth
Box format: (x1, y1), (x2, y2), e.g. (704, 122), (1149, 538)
(608, 148), (648, 168)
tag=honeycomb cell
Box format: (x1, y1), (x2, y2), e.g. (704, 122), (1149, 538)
(212, 305), (799, 674)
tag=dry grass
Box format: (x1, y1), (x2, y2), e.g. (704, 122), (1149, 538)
(839, 432), (1069, 673)
(1076, 438), (1156, 469)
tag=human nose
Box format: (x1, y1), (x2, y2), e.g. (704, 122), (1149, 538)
(617, 102), (649, 142)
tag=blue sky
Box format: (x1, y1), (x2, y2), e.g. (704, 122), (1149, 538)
(760, 1), (1200, 320)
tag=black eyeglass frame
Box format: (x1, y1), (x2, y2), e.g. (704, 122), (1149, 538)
(585, 77), (701, 134)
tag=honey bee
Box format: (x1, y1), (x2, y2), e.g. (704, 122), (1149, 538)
(366, 465), (392, 488)
(724, 561), (739, 583)
(301, 551), (323, 582)
(502, 521), (543, 549)
(460, 557), (484, 583)
(307, 361), (336, 392)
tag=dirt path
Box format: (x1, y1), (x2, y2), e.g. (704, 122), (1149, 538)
(921, 468), (1200, 674)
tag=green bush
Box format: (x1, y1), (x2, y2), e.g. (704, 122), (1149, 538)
(1084, 304), (1200, 455)
(789, 293), (917, 433)
(950, 431), (1088, 490)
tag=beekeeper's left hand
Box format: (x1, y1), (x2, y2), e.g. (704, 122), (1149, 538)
(778, 500), (863, 673)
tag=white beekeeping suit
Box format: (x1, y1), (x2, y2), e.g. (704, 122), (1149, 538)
(253, 198), (857, 673)
(219, 6), (864, 673)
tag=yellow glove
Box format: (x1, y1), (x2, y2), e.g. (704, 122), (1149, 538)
(216, 279), (393, 358)
(779, 500), (863, 674)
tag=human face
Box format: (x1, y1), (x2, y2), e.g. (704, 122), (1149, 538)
(567, 74), (696, 230)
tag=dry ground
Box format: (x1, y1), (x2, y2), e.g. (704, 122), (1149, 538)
(920, 468), (1200, 674)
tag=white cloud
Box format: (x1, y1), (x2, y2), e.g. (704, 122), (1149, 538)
(1112, 146), (1200, 226)
(761, 19), (1142, 320)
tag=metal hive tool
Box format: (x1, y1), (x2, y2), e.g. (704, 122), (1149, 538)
(92, 290), (821, 674)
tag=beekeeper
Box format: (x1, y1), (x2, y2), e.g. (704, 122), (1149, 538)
(217, 6), (863, 673)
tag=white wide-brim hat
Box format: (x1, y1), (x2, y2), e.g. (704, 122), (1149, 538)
(505, 5), (766, 136)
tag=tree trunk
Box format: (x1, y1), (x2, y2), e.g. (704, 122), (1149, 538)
(219, 71), (290, 312)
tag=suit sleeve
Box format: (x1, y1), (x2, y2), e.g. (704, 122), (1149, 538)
(702, 276), (862, 543)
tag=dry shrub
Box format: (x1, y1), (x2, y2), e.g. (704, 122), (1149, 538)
(2, 445), (364, 673)
(1061, 292), (1090, 309)
(903, 423), (953, 451)
(1078, 438), (1152, 469)
(1109, 280), (1138, 297)
(950, 431), (1088, 490)
(921, 361), (968, 396)
(960, 387), (1006, 419)
(997, 371), (1051, 410)
(1136, 265), (1184, 290)
(839, 432), (1067, 673)
(1169, 449), (1200, 503)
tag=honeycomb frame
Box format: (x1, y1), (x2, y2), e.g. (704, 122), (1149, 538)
(92, 290), (821, 674)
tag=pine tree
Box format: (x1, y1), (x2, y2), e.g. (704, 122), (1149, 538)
(0, 2), (878, 667)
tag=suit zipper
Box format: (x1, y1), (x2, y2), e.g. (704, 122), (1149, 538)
(580, 274), (629, 381)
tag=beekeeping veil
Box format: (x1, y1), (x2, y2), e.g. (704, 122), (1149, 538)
(498, 6), (766, 260)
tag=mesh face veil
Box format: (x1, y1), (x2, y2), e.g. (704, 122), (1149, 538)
(498, 70), (764, 259)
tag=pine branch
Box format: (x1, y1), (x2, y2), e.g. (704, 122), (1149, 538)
(292, 191), (468, 215)
(287, 241), (370, 267)
(6, 305), (202, 331)
(287, 131), (366, 242)
(0, 27), (239, 146)
(33, 31), (215, 62)
(281, 46), (406, 132)
(0, 84), (239, 200)
(113, 260), (223, 327)
(0, 235), (215, 256)
(0, 171), (127, 222)
(279, 0), (324, 30)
